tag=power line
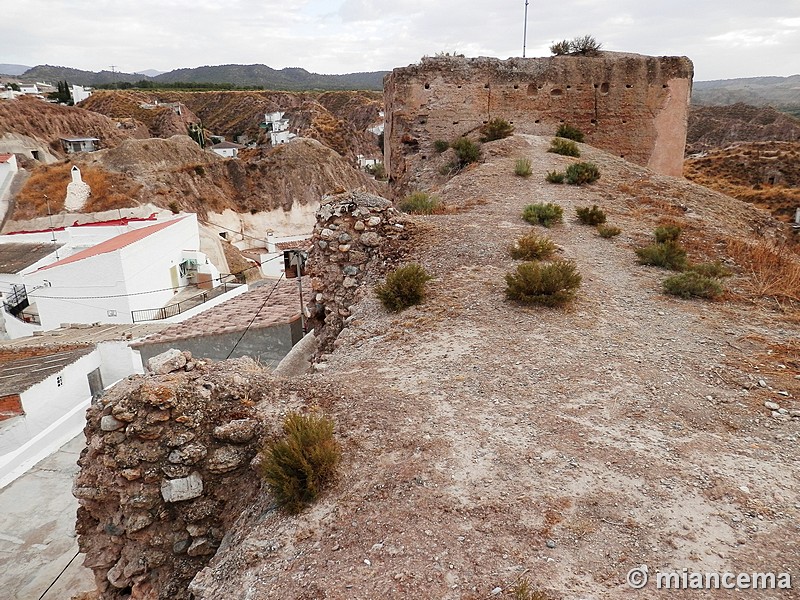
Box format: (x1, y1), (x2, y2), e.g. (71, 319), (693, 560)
(38, 549), (79, 600)
(225, 273), (285, 360)
(28, 257), (283, 301)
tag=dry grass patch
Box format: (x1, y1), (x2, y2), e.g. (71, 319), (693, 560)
(727, 239), (800, 304)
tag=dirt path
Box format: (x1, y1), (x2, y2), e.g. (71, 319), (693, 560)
(195, 135), (799, 600)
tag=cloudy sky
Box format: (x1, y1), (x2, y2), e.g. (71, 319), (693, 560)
(3, 0), (800, 81)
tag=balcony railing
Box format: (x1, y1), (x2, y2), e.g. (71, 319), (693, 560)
(131, 280), (241, 323)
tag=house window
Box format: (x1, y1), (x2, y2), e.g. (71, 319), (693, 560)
(56, 375), (63, 387)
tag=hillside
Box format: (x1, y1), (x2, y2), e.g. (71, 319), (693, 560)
(685, 141), (800, 221)
(73, 134), (800, 599)
(0, 95), (147, 156)
(693, 75), (800, 117)
(15, 63), (387, 91)
(686, 103), (800, 154)
(683, 104), (800, 221)
(11, 135), (381, 220)
(80, 89), (383, 159)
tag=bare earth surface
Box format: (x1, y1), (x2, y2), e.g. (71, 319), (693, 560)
(193, 135), (799, 599)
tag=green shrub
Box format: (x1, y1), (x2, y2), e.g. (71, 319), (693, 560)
(550, 35), (603, 56)
(398, 191), (440, 214)
(635, 241), (688, 271)
(193, 165), (206, 176)
(550, 40), (572, 56)
(439, 163), (456, 176)
(597, 224), (622, 238)
(522, 203), (564, 228)
(575, 205), (607, 225)
(556, 123), (585, 142)
(168, 201), (180, 214)
(688, 261), (733, 278)
(375, 263), (433, 311)
(433, 139), (449, 153)
(451, 137), (481, 167)
(260, 412), (341, 514)
(548, 137), (581, 157)
(514, 157), (533, 177)
(509, 232), (556, 260)
(654, 224), (682, 243)
(505, 260), (582, 307)
(565, 162), (601, 185)
(365, 162), (387, 180)
(480, 118), (514, 142)
(545, 170), (565, 184)
(663, 271), (723, 299)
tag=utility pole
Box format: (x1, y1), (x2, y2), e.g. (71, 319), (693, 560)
(109, 65), (117, 89)
(522, 0), (530, 58)
(283, 249), (309, 334)
(44, 194), (59, 259)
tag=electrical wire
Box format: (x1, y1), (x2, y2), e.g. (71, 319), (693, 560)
(37, 549), (80, 600)
(225, 273), (285, 360)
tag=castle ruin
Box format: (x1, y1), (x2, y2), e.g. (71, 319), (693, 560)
(384, 52), (693, 192)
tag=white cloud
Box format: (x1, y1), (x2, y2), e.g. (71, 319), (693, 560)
(1, 0), (798, 79)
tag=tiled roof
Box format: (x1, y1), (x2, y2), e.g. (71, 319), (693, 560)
(0, 347), (94, 397)
(0, 242), (62, 274)
(135, 278), (310, 346)
(274, 239), (311, 251)
(38, 217), (186, 271)
(211, 141), (244, 149)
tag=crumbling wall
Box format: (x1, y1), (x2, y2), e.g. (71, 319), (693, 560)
(384, 52), (693, 192)
(74, 351), (268, 600)
(306, 191), (411, 353)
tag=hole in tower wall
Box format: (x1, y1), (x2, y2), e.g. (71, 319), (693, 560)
(600, 82), (610, 94)
(625, 84), (633, 89)
(527, 83), (538, 96)
(551, 88), (563, 96)
(590, 119), (597, 125)
(534, 119), (541, 123)
(662, 84), (669, 89)
(484, 83), (490, 89)
(513, 84), (519, 89)
(424, 83), (430, 89)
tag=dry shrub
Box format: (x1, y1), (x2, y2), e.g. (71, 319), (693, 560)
(509, 232), (556, 260)
(727, 239), (800, 303)
(505, 260), (581, 307)
(375, 263), (433, 311)
(663, 271), (723, 299)
(260, 412), (340, 514)
(81, 167), (142, 213)
(13, 163), (72, 218)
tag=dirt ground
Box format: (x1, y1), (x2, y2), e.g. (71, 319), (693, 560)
(191, 135), (799, 599)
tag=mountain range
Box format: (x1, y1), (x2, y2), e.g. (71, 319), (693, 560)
(1, 63), (388, 91)
(692, 74), (800, 116)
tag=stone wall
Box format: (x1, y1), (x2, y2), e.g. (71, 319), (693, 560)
(307, 190), (411, 353)
(74, 352), (266, 599)
(384, 52), (693, 192)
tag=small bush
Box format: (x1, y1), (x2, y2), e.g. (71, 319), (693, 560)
(548, 138), (581, 157)
(550, 40), (572, 55)
(509, 232), (556, 260)
(522, 203), (564, 228)
(193, 165), (206, 176)
(451, 137), (481, 167)
(260, 412), (341, 514)
(635, 241), (688, 271)
(513, 578), (553, 600)
(375, 263), (433, 311)
(433, 139), (449, 153)
(663, 271), (723, 299)
(514, 157), (533, 177)
(597, 224), (622, 238)
(168, 201), (180, 214)
(654, 224), (682, 243)
(505, 260), (582, 307)
(398, 191), (440, 214)
(480, 118), (514, 142)
(575, 205), (607, 225)
(545, 170), (565, 184)
(689, 261), (733, 278)
(550, 35), (603, 56)
(439, 163), (456, 176)
(565, 162), (601, 185)
(366, 162), (387, 180)
(556, 123), (585, 142)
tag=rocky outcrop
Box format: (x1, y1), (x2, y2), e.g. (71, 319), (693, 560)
(74, 353), (267, 599)
(306, 190), (411, 353)
(384, 52), (693, 193)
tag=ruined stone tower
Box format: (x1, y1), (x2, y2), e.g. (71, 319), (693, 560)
(384, 52), (693, 192)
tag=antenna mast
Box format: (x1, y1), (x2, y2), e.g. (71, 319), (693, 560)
(522, 0), (530, 58)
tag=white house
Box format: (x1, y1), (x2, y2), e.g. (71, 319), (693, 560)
(211, 140), (245, 158)
(357, 154), (379, 169)
(70, 84), (92, 103)
(19, 84), (39, 95)
(61, 137), (100, 154)
(0, 341), (145, 489)
(265, 111), (297, 145)
(0, 153), (18, 199)
(21, 215), (224, 329)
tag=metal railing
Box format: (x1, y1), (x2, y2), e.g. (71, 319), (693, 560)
(130, 280), (241, 323)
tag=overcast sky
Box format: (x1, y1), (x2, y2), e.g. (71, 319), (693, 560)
(3, 0), (800, 81)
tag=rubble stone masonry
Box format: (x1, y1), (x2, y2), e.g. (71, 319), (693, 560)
(384, 52), (693, 192)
